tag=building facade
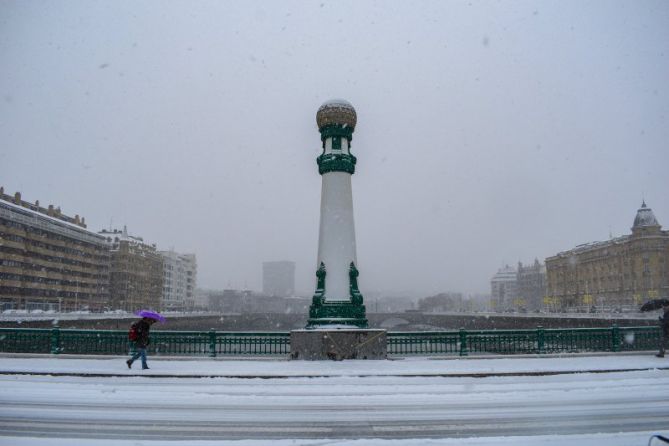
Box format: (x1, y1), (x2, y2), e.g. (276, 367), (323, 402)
(98, 227), (163, 312)
(0, 189), (110, 311)
(490, 265), (517, 311)
(516, 259), (547, 311)
(159, 250), (197, 311)
(545, 202), (669, 312)
(262, 261), (295, 297)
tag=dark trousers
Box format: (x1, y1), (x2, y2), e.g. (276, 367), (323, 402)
(129, 347), (148, 368)
(660, 333), (668, 356)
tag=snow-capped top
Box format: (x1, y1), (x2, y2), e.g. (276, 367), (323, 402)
(321, 98), (353, 108)
(316, 99), (357, 130)
(633, 200), (660, 228)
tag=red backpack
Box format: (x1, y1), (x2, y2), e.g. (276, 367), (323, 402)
(128, 322), (139, 341)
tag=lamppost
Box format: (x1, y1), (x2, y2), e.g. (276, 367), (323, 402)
(291, 100), (386, 360)
(307, 99), (367, 328)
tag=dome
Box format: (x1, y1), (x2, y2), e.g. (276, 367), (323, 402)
(633, 201), (660, 228)
(316, 99), (357, 130)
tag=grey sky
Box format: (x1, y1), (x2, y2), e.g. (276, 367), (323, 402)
(1, 1), (668, 297)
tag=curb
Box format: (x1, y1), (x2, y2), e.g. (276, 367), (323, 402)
(0, 350), (659, 361)
(2, 366), (668, 379)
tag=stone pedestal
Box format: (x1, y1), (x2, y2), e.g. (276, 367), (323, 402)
(290, 329), (387, 360)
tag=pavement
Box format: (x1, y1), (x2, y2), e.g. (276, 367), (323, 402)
(1, 351), (667, 378)
(1, 353), (668, 443)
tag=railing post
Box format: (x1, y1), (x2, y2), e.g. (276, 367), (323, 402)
(459, 328), (468, 357)
(209, 329), (217, 358)
(537, 326), (545, 354)
(50, 326), (61, 354)
(611, 324), (620, 352)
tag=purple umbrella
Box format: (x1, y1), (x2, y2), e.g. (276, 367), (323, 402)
(135, 309), (167, 323)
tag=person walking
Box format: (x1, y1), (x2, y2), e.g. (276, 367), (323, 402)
(126, 317), (156, 369)
(657, 303), (669, 358)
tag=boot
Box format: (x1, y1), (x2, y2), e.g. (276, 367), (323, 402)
(126, 359), (133, 369)
(657, 353), (665, 358)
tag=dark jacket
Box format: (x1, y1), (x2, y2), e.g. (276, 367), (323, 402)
(132, 319), (152, 348)
(661, 308), (669, 336)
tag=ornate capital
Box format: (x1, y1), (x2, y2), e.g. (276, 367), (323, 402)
(319, 124), (354, 142)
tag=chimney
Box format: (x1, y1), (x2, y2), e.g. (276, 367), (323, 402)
(14, 192), (21, 204)
(48, 205), (54, 216)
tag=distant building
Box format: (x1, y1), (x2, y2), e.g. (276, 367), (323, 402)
(365, 294), (415, 313)
(193, 288), (210, 311)
(98, 227), (163, 312)
(207, 289), (247, 313)
(545, 202), (669, 312)
(159, 250), (197, 311)
(490, 265), (517, 311)
(516, 259), (546, 311)
(0, 188), (110, 311)
(205, 288), (308, 314)
(418, 292), (464, 313)
(262, 261), (295, 297)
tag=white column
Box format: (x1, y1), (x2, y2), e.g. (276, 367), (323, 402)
(317, 171), (357, 301)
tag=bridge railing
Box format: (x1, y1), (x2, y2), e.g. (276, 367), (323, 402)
(0, 325), (660, 357)
(386, 326), (661, 356)
(0, 328), (290, 357)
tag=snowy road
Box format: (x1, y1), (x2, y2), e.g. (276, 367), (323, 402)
(1, 356), (668, 443)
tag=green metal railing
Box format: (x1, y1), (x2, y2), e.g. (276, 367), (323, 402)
(0, 328), (52, 354)
(0, 328), (290, 357)
(386, 325), (661, 356)
(0, 325), (660, 357)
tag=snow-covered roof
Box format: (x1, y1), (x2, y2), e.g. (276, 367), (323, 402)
(633, 201), (661, 228)
(98, 227), (154, 249)
(491, 265), (517, 282)
(0, 198), (107, 245)
(548, 202), (665, 260)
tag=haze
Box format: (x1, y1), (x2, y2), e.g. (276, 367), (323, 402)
(1, 1), (668, 297)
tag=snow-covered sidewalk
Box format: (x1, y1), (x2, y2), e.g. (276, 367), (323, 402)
(1, 353), (669, 446)
(0, 352), (667, 377)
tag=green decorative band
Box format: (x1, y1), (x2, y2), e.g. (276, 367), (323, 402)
(319, 124), (353, 141)
(307, 301), (368, 328)
(317, 153), (357, 175)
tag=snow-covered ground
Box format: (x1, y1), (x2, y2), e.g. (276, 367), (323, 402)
(0, 352), (667, 377)
(1, 353), (668, 445)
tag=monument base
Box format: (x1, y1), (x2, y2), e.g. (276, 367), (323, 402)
(290, 329), (387, 360)
(307, 299), (368, 328)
